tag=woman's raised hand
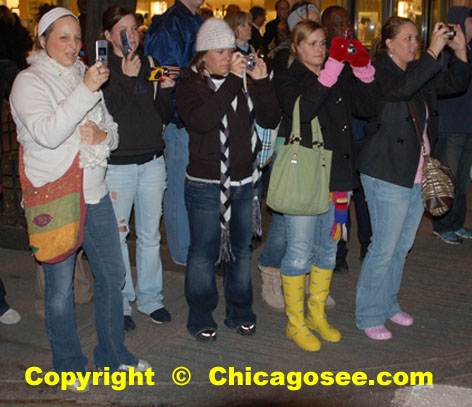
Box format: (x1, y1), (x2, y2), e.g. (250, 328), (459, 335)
(446, 24), (467, 62)
(83, 62), (109, 92)
(160, 76), (175, 89)
(80, 120), (107, 145)
(428, 22), (451, 59)
(230, 52), (246, 76)
(121, 51), (141, 77)
(246, 53), (268, 80)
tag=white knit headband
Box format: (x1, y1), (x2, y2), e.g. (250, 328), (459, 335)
(38, 7), (79, 37)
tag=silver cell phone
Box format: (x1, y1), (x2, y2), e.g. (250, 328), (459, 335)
(95, 40), (108, 67)
(120, 29), (132, 58)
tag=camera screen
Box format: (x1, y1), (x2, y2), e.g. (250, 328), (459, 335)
(98, 48), (107, 56)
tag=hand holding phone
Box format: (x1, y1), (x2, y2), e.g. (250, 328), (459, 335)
(121, 50), (141, 77)
(120, 29), (132, 58)
(95, 40), (108, 67)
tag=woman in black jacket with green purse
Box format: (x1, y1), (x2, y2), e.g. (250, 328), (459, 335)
(272, 20), (377, 352)
(355, 17), (469, 341)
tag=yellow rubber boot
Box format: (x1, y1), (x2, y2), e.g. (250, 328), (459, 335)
(282, 274), (321, 352)
(306, 266), (341, 342)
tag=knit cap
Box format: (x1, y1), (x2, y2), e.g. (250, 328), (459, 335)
(196, 17), (236, 51)
(287, 4), (320, 31)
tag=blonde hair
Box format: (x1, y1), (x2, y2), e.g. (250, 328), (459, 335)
(290, 19), (324, 64)
(225, 11), (252, 39)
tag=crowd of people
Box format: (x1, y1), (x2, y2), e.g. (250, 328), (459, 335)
(1, 0), (471, 393)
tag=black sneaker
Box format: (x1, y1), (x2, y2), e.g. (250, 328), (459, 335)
(150, 307), (171, 324)
(195, 329), (217, 342)
(334, 258), (349, 274)
(124, 315), (136, 332)
(236, 323), (256, 336)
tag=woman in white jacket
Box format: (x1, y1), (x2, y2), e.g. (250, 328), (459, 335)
(9, 7), (148, 391)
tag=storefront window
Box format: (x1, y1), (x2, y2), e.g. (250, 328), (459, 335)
(356, 0), (383, 48)
(394, 0), (424, 48)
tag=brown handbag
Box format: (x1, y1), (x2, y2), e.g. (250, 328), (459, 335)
(408, 101), (455, 217)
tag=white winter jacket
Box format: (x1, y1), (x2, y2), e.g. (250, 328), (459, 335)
(10, 51), (118, 204)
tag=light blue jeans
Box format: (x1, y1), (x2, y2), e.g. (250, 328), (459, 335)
(258, 212), (286, 269)
(106, 156), (166, 316)
(281, 201), (337, 277)
(356, 175), (424, 329)
(42, 195), (137, 373)
(163, 124), (190, 264)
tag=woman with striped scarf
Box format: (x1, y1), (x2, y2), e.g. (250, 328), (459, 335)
(176, 18), (280, 342)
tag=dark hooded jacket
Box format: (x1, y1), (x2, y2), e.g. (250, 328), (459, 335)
(438, 6), (472, 134)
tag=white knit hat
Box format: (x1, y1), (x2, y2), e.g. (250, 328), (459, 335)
(38, 7), (79, 37)
(287, 4), (320, 31)
(196, 18), (235, 51)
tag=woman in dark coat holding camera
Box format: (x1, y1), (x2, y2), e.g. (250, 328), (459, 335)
(355, 17), (469, 341)
(176, 18), (279, 342)
(101, 5), (175, 330)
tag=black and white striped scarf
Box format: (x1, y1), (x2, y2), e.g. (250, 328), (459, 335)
(206, 75), (262, 263)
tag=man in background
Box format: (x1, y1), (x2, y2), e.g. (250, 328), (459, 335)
(322, 5), (372, 273)
(250, 6), (266, 53)
(433, 6), (472, 244)
(263, 0), (290, 50)
(145, 0), (204, 268)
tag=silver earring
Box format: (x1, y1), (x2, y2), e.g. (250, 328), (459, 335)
(388, 51), (393, 58)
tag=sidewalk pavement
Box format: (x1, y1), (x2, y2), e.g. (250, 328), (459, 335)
(0, 190), (471, 407)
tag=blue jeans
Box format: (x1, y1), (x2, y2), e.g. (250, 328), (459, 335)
(163, 124), (190, 264)
(42, 195), (137, 374)
(432, 133), (472, 233)
(281, 201), (337, 277)
(356, 175), (423, 329)
(106, 156), (167, 315)
(258, 211), (286, 269)
(184, 180), (256, 336)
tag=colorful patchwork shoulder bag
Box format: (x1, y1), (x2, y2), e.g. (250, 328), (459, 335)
(18, 146), (86, 263)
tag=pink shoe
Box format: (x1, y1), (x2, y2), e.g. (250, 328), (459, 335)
(364, 326), (392, 340)
(389, 312), (414, 327)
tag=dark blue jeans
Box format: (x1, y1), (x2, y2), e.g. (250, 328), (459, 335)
(433, 133), (472, 233)
(42, 194), (138, 374)
(337, 142), (372, 260)
(184, 180), (256, 336)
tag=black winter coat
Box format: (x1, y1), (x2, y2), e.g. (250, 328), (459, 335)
(357, 52), (470, 188)
(102, 52), (174, 164)
(273, 59), (378, 192)
(176, 71), (280, 181)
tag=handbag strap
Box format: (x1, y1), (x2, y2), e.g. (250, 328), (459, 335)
(290, 96), (325, 146)
(147, 55), (158, 101)
(408, 100), (427, 156)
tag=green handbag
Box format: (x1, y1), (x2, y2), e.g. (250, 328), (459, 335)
(266, 96), (332, 216)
